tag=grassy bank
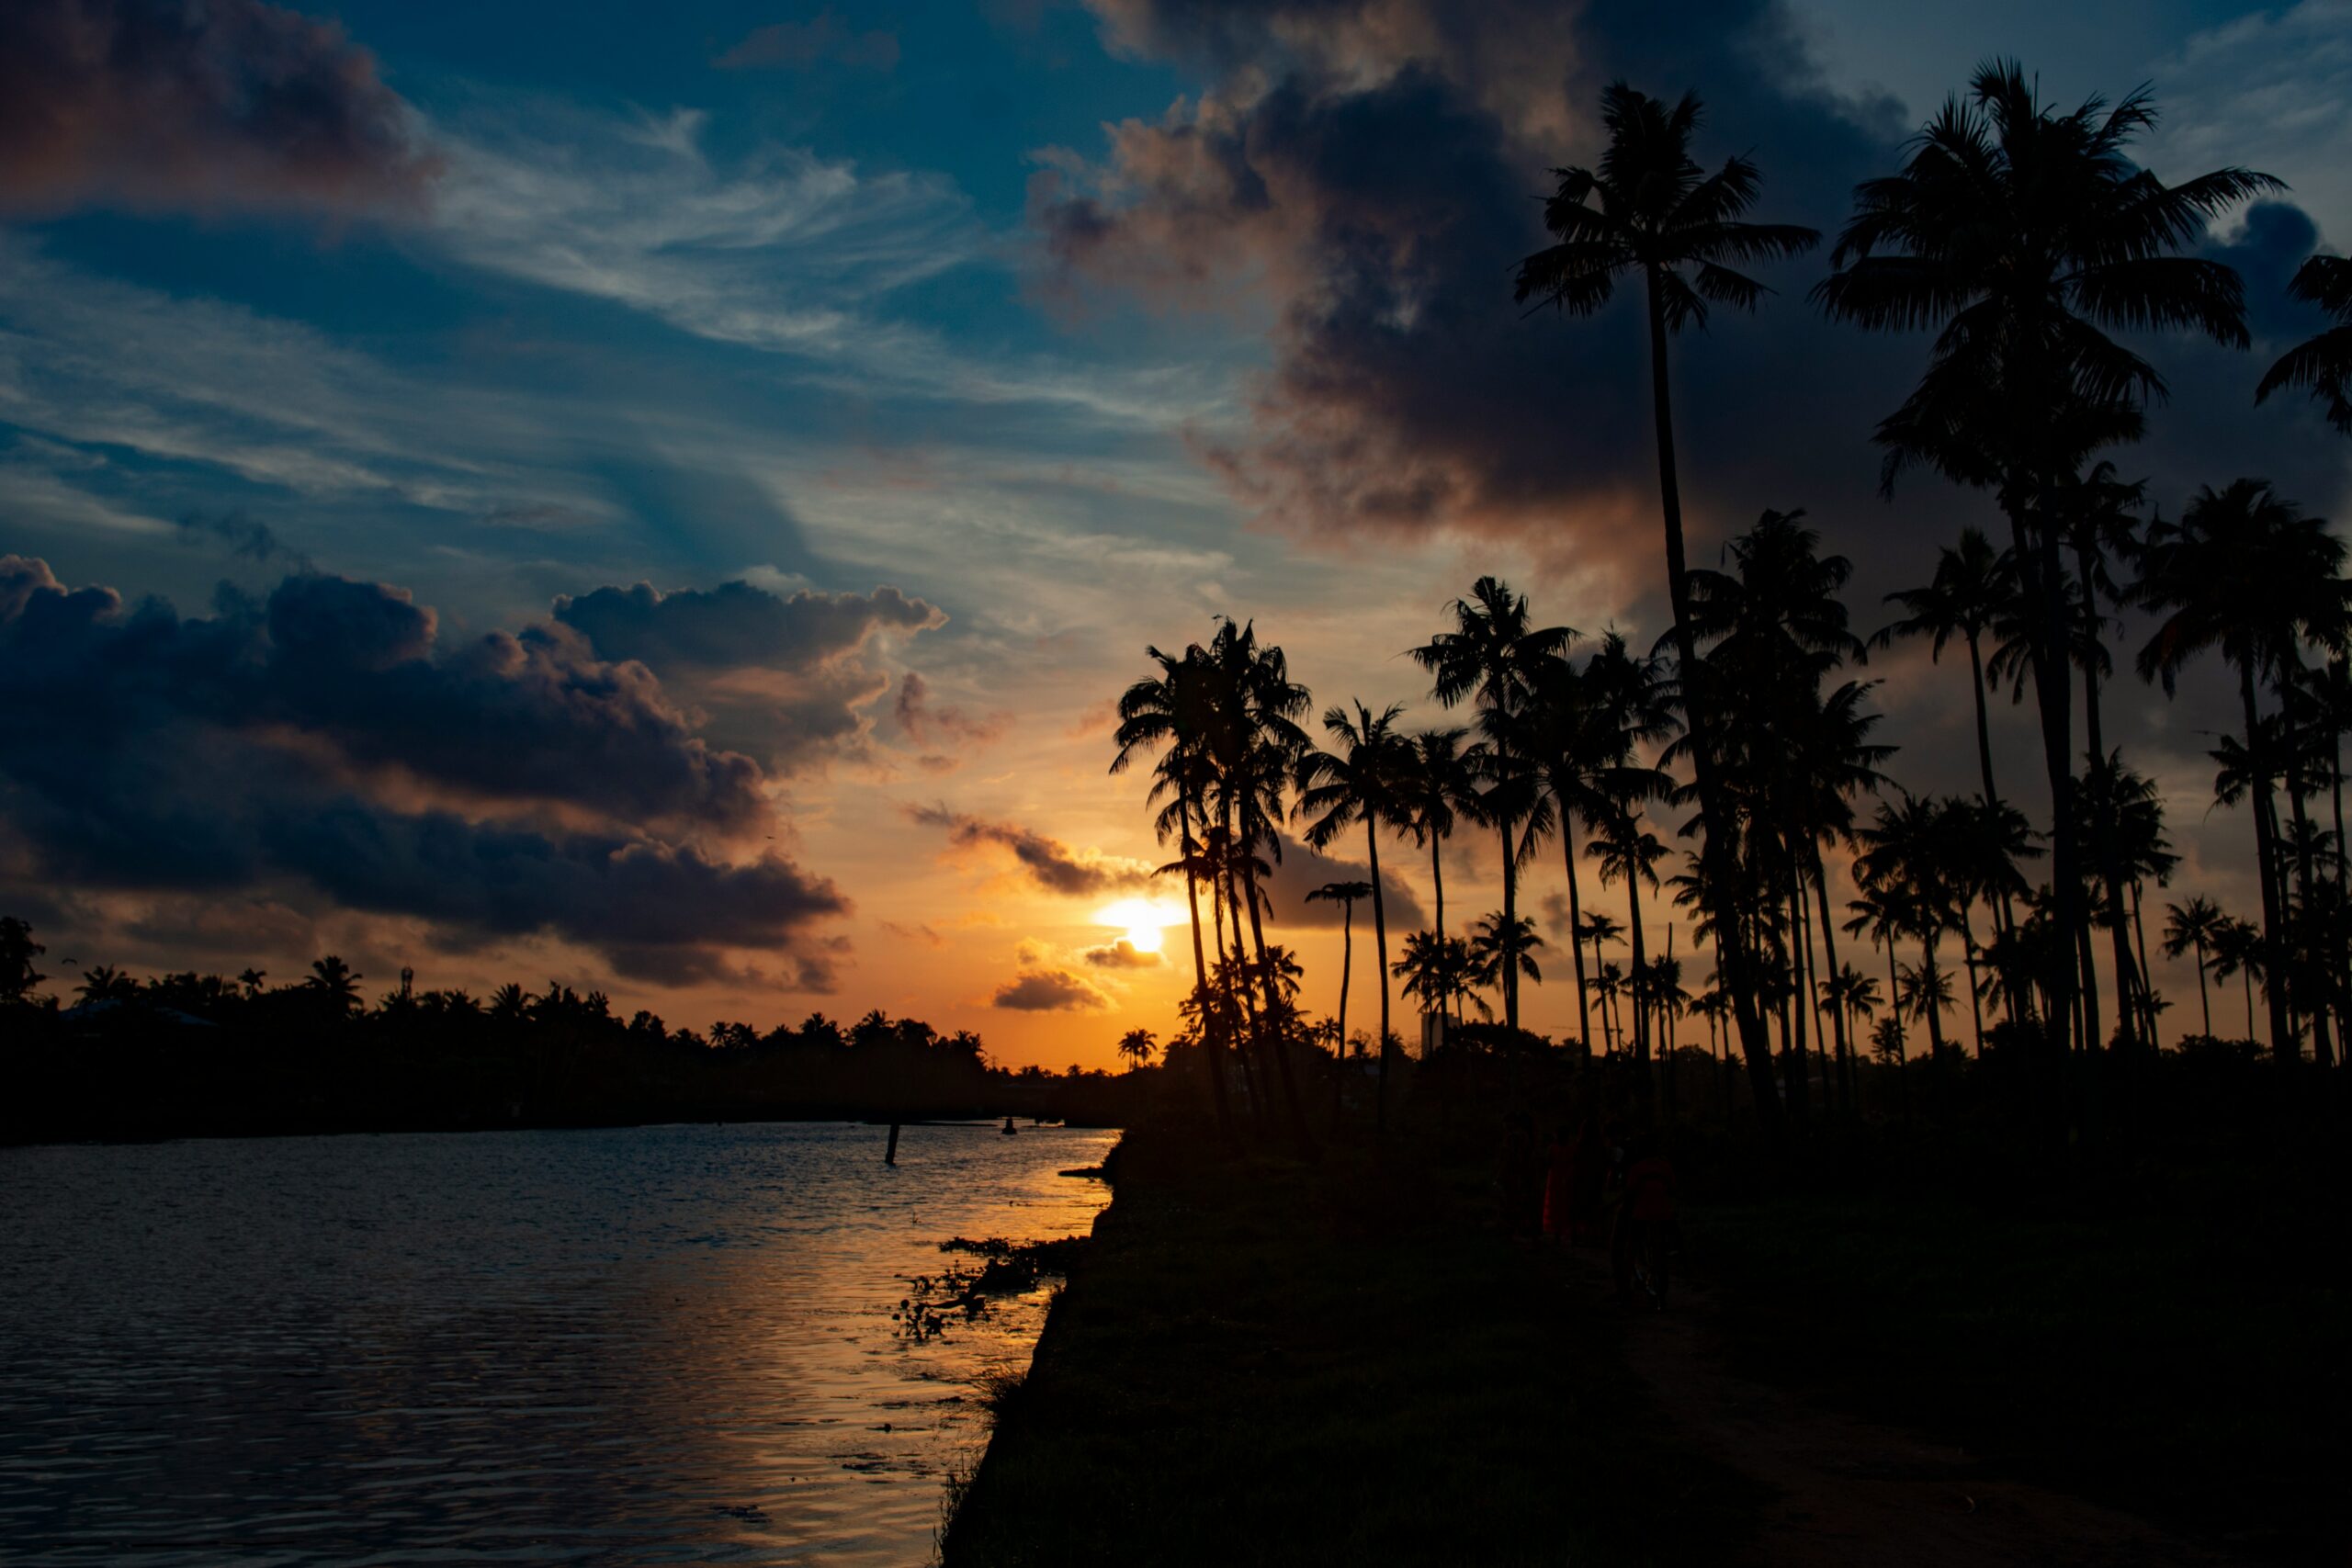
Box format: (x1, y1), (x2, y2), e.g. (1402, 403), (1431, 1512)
(940, 1117), (1758, 1567)
(1691, 1134), (2346, 1565)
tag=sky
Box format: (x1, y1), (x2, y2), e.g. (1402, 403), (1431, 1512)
(2, 0), (2347, 1066)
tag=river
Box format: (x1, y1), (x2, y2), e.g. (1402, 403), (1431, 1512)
(0, 1120), (1118, 1565)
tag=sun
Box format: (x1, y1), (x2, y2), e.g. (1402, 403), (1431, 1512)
(1094, 897), (1182, 954)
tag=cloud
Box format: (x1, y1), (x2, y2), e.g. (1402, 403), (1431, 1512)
(555, 579), (944, 673)
(908, 804), (1156, 895)
(993, 967), (1114, 1010)
(893, 671), (1010, 747)
(1030, 0), (1906, 573)
(717, 13), (902, 72)
(1259, 833), (1426, 930)
(0, 0), (437, 218)
(1082, 938), (1162, 967)
(174, 510), (313, 572)
(0, 556), (850, 978)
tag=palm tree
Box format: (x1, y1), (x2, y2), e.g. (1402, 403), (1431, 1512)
(1114, 641), (1236, 1140)
(1116, 1028), (1158, 1071)
(308, 955), (362, 1016)
(2137, 479), (2352, 1062)
(2163, 896), (2224, 1038)
(235, 966), (266, 999)
(1816, 61), (2279, 1062)
(1304, 879), (1374, 1080)
(1517, 82), (1818, 1136)
(1394, 931), (1483, 1032)
(1589, 807), (1666, 1068)
(1398, 728), (1476, 942)
(1296, 701), (1411, 1131)
(1410, 577), (1571, 1031)
(2211, 915), (2267, 1043)
(1877, 527), (2017, 830)
(2256, 254), (2352, 434)
(1468, 911), (1545, 1010)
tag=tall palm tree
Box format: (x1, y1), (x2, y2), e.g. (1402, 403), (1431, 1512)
(1589, 807), (1666, 1068)
(1296, 701), (1411, 1131)
(1410, 578), (1571, 1031)
(1394, 931), (1484, 1032)
(2163, 896), (2224, 1038)
(1304, 879), (1374, 1085)
(2257, 254), (2352, 434)
(1518, 82), (1818, 1136)
(2137, 479), (2352, 1062)
(2211, 915), (2267, 1043)
(1398, 728), (1476, 941)
(1116, 1028), (1158, 1071)
(1877, 527), (2017, 831)
(1114, 641), (1236, 1141)
(1816, 61), (2278, 1062)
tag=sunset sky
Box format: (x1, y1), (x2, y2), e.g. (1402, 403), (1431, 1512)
(4, 0), (2347, 1066)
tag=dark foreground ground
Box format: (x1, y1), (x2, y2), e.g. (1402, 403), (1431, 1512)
(943, 1111), (2343, 1567)
(941, 1116), (1758, 1567)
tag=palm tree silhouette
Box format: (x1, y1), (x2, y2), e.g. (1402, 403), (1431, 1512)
(1410, 578), (1571, 1032)
(2257, 254), (2352, 434)
(1517, 82), (1818, 1134)
(308, 955), (362, 1016)
(1116, 1028), (1158, 1071)
(2210, 915), (2267, 1043)
(1589, 807), (1665, 1068)
(1393, 931), (1483, 1032)
(1296, 701), (1410, 1131)
(1114, 641), (1238, 1141)
(235, 967), (266, 999)
(1877, 527), (2018, 830)
(1304, 879), (1374, 1081)
(1397, 728), (1475, 942)
(1467, 911), (1544, 1013)
(2137, 479), (2351, 1061)
(1817, 61), (2279, 1064)
(2163, 896), (2225, 1038)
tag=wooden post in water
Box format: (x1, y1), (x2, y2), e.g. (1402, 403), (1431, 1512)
(885, 1122), (899, 1165)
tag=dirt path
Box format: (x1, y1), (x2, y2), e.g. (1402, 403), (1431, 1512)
(1586, 1260), (2239, 1567)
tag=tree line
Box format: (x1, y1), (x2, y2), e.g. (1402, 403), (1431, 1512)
(1111, 64), (2352, 1155)
(0, 919), (1147, 1140)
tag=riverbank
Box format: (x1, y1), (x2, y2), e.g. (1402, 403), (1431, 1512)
(944, 1113), (2342, 1566)
(939, 1117), (1758, 1566)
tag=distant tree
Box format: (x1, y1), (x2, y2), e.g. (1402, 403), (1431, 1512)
(236, 967), (266, 999)
(1304, 879), (1374, 1070)
(0, 917), (45, 1004)
(2163, 896), (2225, 1038)
(1116, 1028), (1158, 1071)
(307, 955), (363, 1016)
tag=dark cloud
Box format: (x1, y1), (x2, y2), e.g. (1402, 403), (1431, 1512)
(0, 557), (848, 978)
(907, 804), (1155, 895)
(1032, 0), (1911, 577)
(1259, 832), (1425, 930)
(554, 579), (944, 673)
(175, 510), (312, 572)
(893, 671), (1009, 747)
(1082, 938), (1162, 967)
(0, 0), (437, 218)
(716, 13), (902, 72)
(993, 967), (1113, 1011)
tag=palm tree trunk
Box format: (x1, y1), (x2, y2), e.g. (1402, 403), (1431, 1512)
(1964, 628), (2018, 943)
(2193, 934), (2211, 1037)
(1237, 850), (1317, 1158)
(1178, 807), (1235, 1143)
(2276, 679), (2337, 1067)
(1808, 852), (1853, 1118)
(2239, 663), (2298, 1062)
(2079, 551), (2145, 1055)
(1366, 820), (1393, 1136)
(1644, 265), (1781, 1140)
(1217, 868), (1264, 1117)
(1624, 865), (1649, 1076)
(1499, 818), (1521, 1032)
(2129, 882), (2157, 1046)
(1335, 900), (1353, 1112)
(1561, 824), (1591, 1052)
(1783, 860), (1812, 1128)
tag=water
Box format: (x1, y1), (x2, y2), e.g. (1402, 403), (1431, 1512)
(0, 1121), (1118, 1565)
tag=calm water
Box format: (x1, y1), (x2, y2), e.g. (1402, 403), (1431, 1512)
(0, 1121), (1118, 1565)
